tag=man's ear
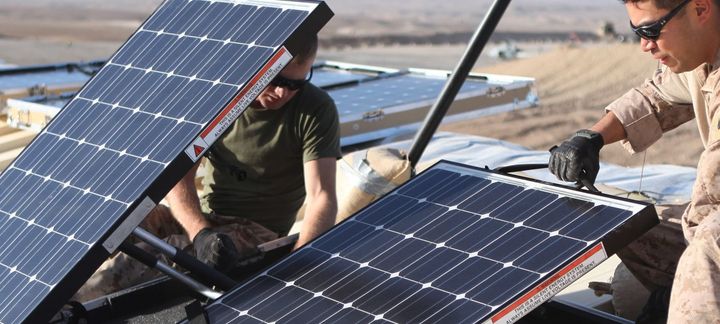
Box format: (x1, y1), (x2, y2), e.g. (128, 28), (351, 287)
(695, 0), (710, 20)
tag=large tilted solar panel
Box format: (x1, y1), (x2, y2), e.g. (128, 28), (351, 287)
(0, 0), (332, 322)
(204, 161), (657, 323)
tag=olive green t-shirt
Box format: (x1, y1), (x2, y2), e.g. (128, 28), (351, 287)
(200, 84), (341, 235)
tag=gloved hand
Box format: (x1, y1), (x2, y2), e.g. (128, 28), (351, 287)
(549, 129), (604, 184)
(193, 228), (240, 273)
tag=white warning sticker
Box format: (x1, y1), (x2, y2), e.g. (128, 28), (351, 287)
(487, 243), (608, 324)
(184, 136), (210, 162)
(185, 47), (293, 162)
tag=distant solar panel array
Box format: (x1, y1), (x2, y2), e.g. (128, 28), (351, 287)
(6, 62), (537, 146)
(205, 161), (657, 323)
(0, 0), (332, 322)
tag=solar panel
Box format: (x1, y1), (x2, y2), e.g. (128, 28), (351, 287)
(0, 0), (332, 322)
(204, 161), (657, 323)
(335, 70), (536, 146)
(0, 62), (102, 91)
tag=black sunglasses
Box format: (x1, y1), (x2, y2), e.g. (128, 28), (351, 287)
(269, 68), (313, 91)
(630, 0), (691, 41)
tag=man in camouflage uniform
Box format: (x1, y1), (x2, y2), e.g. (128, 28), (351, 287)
(549, 0), (720, 321)
(74, 35), (341, 301)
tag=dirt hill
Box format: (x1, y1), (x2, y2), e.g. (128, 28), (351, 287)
(442, 43), (704, 167)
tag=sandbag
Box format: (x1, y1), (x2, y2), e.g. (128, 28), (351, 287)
(335, 147), (412, 223)
(611, 262), (651, 320)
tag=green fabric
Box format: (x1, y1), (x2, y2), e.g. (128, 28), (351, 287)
(200, 84), (340, 235)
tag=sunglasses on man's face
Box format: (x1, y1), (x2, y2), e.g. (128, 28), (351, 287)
(269, 68), (313, 91)
(630, 0), (691, 41)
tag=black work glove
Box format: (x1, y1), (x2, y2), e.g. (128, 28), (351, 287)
(193, 228), (240, 273)
(549, 129), (604, 184)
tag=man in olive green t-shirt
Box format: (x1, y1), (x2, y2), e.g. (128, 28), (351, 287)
(73, 35), (341, 301)
(165, 34), (341, 270)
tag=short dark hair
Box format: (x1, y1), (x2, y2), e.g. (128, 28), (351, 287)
(621, 0), (720, 10)
(293, 34), (318, 64)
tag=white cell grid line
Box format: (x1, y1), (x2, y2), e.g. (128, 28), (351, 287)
(8, 167), (129, 207)
(106, 62), (239, 89)
(73, 96), (205, 127)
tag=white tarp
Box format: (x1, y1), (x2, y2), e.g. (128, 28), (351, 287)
(382, 132), (696, 205)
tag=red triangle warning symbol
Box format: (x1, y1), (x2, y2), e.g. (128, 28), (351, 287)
(194, 145), (204, 157)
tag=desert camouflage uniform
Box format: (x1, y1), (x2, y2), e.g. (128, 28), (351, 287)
(73, 204), (277, 302)
(606, 53), (720, 322)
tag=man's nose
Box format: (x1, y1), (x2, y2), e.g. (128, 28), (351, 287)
(640, 37), (657, 52)
(272, 85), (288, 97)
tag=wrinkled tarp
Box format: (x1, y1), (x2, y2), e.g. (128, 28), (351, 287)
(382, 132), (696, 205)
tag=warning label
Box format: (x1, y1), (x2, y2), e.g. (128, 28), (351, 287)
(184, 136), (210, 162)
(185, 47), (293, 162)
(485, 243), (608, 324)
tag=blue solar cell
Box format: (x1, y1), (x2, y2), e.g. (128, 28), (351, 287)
(397, 169), (459, 198)
(311, 221), (375, 254)
(415, 210), (482, 243)
(323, 308), (375, 323)
(468, 267), (541, 306)
(493, 189), (558, 223)
(249, 285), (312, 321)
(353, 276), (421, 314)
(386, 202), (448, 234)
(400, 247), (467, 283)
(516, 236), (586, 273)
(385, 287), (456, 323)
(295, 257), (357, 292)
(426, 175), (491, 206)
(341, 229), (404, 263)
(369, 237), (435, 273)
(561, 205), (632, 241)
(279, 296), (344, 323)
(267, 248), (328, 282)
(446, 217), (514, 253)
(424, 299), (491, 323)
(460, 182), (525, 215)
(323, 266), (388, 303)
(433, 256), (503, 294)
(524, 197), (595, 232)
(478, 227), (549, 263)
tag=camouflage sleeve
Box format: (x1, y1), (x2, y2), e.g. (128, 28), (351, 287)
(606, 67), (695, 154)
(683, 74), (720, 239)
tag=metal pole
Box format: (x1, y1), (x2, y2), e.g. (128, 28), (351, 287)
(132, 228), (237, 291)
(119, 242), (222, 300)
(407, 0), (512, 168)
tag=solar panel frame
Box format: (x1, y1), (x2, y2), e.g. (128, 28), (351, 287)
(204, 160), (657, 323)
(0, 0), (333, 322)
